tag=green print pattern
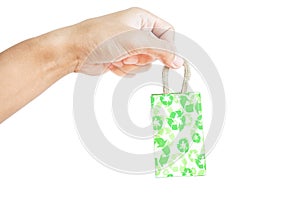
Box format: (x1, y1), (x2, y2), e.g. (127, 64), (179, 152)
(151, 92), (206, 177)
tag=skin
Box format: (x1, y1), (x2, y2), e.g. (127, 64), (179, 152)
(0, 7), (184, 123)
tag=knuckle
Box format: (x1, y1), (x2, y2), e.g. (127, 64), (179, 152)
(168, 25), (175, 31)
(128, 7), (144, 13)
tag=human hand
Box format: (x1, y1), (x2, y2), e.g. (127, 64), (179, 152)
(0, 7), (184, 122)
(69, 7), (184, 76)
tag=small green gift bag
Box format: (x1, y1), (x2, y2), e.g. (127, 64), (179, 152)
(151, 62), (206, 177)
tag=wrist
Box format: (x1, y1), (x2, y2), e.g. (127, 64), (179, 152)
(36, 26), (81, 76)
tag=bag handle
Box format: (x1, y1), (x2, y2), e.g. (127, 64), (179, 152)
(162, 61), (191, 94)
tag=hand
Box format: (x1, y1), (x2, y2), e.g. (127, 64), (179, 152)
(0, 7), (183, 122)
(70, 7), (184, 76)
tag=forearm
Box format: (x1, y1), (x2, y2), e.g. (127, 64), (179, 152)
(0, 27), (77, 123)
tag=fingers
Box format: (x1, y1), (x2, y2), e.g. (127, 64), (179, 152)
(122, 31), (183, 68)
(91, 30), (182, 68)
(135, 54), (155, 65)
(122, 56), (139, 65)
(123, 54), (155, 66)
(112, 61), (123, 67)
(109, 65), (134, 77)
(129, 31), (183, 68)
(113, 50), (183, 70)
(109, 63), (151, 77)
(135, 48), (184, 69)
(130, 9), (182, 67)
(148, 15), (174, 42)
(127, 7), (175, 42)
(112, 54), (155, 67)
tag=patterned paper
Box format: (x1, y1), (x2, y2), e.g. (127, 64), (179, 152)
(151, 92), (206, 177)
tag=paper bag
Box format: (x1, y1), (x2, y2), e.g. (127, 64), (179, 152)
(151, 62), (206, 177)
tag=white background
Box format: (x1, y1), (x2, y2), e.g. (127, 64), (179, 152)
(1, 0), (300, 199)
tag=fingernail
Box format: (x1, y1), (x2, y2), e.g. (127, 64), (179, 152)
(171, 56), (184, 68)
(123, 56), (139, 65)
